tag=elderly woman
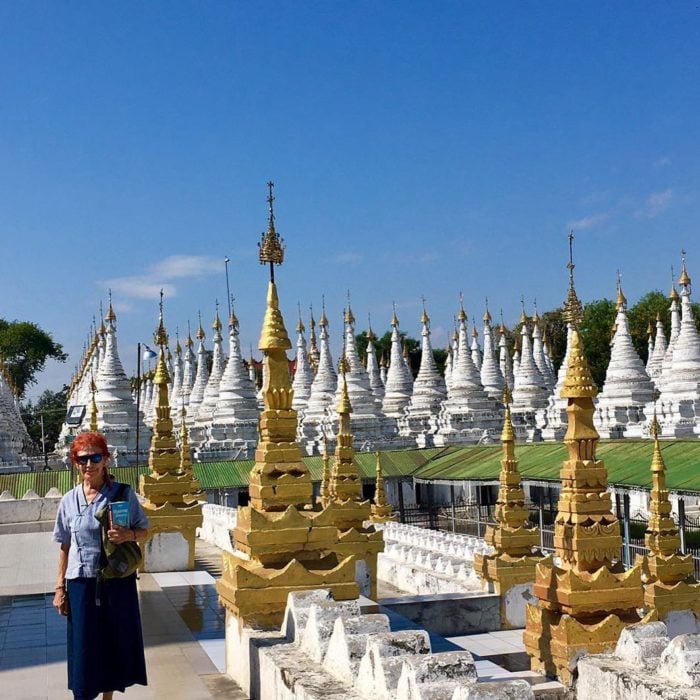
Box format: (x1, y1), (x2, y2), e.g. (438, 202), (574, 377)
(53, 432), (149, 700)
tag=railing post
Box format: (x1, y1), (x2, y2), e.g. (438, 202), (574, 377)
(622, 492), (631, 569)
(450, 484), (456, 533)
(398, 479), (406, 523)
(426, 482), (435, 529)
(615, 491), (622, 520)
(476, 486), (482, 538)
(538, 500), (545, 551)
(679, 497), (687, 554)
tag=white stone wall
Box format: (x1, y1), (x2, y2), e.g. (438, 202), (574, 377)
(578, 615), (700, 700)
(228, 588), (533, 700)
(376, 522), (486, 596)
(197, 503), (237, 553)
(0, 490), (62, 524)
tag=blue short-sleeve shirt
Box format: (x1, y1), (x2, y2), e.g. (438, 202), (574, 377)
(53, 481), (149, 580)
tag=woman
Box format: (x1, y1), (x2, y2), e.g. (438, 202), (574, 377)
(53, 432), (149, 700)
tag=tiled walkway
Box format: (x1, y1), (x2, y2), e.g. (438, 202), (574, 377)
(0, 533), (246, 700)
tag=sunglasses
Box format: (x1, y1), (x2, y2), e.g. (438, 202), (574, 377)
(76, 453), (104, 466)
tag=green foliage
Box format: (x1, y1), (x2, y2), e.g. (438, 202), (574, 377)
(0, 320), (67, 397)
(20, 387), (68, 454)
(579, 298), (617, 389)
(355, 332), (428, 378)
(627, 291), (671, 361)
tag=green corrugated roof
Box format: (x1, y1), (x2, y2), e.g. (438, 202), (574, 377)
(411, 440), (700, 493)
(3, 440), (700, 498)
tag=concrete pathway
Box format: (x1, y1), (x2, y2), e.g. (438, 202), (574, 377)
(0, 532), (247, 699)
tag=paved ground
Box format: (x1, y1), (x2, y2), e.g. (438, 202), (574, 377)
(0, 533), (246, 700)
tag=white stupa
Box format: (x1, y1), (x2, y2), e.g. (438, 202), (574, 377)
(186, 316), (209, 433)
(399, 303), (447, 447)
(647, 312), (667, 387)
(595, 281), (655, 438)
(435, 302), (501, 445)
(365, 321), (385, 406)
(479, 305), (504, 399)
(381, 306), (414, 419)
(291, 313), (314, 413)
(202, 305), (259, 459)
(95, 298), (150, 464)
(299, 307), (337, 454)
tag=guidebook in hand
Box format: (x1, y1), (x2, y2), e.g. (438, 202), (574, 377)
(109, 501), (131, 528)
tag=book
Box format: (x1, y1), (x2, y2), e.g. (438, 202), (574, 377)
(109, 501), (131, 528)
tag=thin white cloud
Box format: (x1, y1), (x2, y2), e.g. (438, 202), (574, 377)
(104, 255), (221, 300)
(332, 252), (364, 264)
(653, 156), (672, 168)
(150, 255), (222, 279)
(567, 212), (610, 231)
(636, 188), (674, 219)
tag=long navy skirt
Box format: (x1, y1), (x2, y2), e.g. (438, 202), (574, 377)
(66, 575), (148, 700)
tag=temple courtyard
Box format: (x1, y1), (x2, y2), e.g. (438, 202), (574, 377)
(1, 530), (568, 699)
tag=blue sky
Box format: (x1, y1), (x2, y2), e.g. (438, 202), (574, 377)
(1, 2), (698, 398)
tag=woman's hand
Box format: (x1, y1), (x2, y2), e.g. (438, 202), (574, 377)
(107, 525), (135, 544)
(53, 587), (68, 616)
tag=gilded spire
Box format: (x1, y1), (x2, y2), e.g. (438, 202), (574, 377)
(679, 249), (691, 290)
(366, 313), (376, 341)
(320, 436), (332, 507)
(483, 298), (492, 323)
(175, 328), (182, 355)
(258, 180), (285, 281)
(615, 271), (627, 311)
(420, 296), (430, 326)
(519, 296), (528, 326)
(320, 295), (328, 327)
(196, 312), (205, 341)
(345, 290), (355, 326)
(186, 321), (194, 348)
(212, 301), (223, 333)
(154, 289), (168, 348)
(179, 406), (193, 477)
(391, 301), (399, 327)
(563, 231), (584, 326)
(457, 292), (466, 322)
(89, 375), (98, 432)
(296, 302), (305, 334)
(98, 300), (106, 336)
(105, 289), (117, 323)
(669, 266), (680, 300)
(370, 451), (397, 523)
(501, 383), (514, 444)
(229, 296), (239, 329)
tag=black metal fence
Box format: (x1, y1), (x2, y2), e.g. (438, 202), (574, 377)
(398, 493), (700, 579)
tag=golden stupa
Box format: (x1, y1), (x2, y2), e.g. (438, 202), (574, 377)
(637, 412), (700, 618)
(139, 294), (203, 571)
(217, 184), (377, 628)
(524, 234), (644, 685)
(474, 385), (544, 626)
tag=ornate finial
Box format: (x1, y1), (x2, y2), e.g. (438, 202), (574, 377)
(483, 298), (492, 323)
(337, 352), (352, 414)
(615, 272), (627, 311)
(563, 231), (584, 326)
(296, 302), (305, 333)
(320, 295), (328, 326)
(471, 318), (478, 337)
(212, 301), (223, 332)
(366, 313), (376, 340)
(345, 290), (355, 326)
(499, 308), (506, 333)
(229, 296), (238, 328)
(98, 301), (106, 335)
(105, 289), (117, 322)
(650, 408), (660, 441)
(175, 327), (182, 354)
(420, 296), (430, 326)
(679, 250), (691, 289)
(258, 180), (285, 280)
(154, 289), (168, 347)
(391, 301), (399, 327)
(186, 320), (193, 347)
(533, 298), (540, 323)
(669, 265), (679, 300)
(196, 311), (205, 341)
(457, 292), (466, 322)
(519, 296), (528, 325)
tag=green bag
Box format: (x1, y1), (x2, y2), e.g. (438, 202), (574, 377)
(95, 483), (143, 579)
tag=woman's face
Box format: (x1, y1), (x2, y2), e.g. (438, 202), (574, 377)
(75, 445), (109, 480)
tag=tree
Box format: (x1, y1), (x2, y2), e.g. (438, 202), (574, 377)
(20, 387), (68, 455)
(578, 299), (617, 389)
(0, 320), (67, 397)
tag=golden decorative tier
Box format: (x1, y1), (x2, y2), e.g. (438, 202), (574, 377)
(524, 320), (643, 684)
